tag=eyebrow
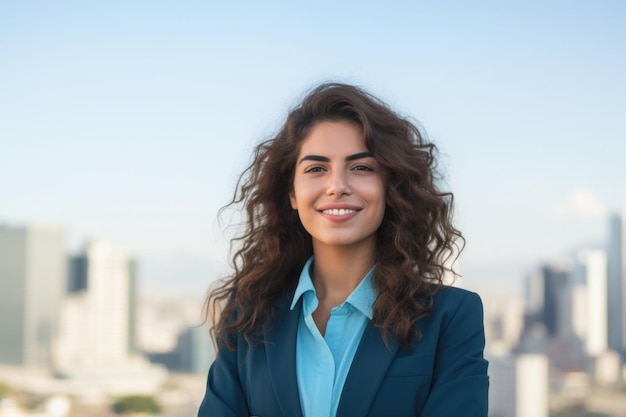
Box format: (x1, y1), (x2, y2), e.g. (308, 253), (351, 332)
(298, 151), (373, 165)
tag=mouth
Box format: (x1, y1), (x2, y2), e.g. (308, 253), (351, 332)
(321, 208), (358, 216)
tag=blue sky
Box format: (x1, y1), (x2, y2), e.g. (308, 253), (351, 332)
(1, 1), (625, 295)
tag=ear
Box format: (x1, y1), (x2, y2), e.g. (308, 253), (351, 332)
(289, 191), (298, 210)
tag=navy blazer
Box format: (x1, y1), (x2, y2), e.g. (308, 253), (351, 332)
(198, 286), (489, 417)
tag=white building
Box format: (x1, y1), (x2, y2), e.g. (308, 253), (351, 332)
(53, 241), (148, 376)
(0, 225), (66, 368)
(590, 350), (622, 386)
(575, 250), (608, 356)
(488, 353), (549, 417)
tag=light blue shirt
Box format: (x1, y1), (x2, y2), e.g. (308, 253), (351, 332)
(290, 257), (376, 417)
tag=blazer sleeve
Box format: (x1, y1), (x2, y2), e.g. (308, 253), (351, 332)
(197, 337), (250, 417)
(420, 291), (489, 417)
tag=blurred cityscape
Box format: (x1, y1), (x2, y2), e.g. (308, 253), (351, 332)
(1, 212), (626, 417)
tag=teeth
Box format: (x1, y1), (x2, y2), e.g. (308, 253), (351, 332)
(323, 209), (356, 216)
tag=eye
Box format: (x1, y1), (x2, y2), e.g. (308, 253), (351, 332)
(304, 166), (326, 174)
(352, 164), (374, 172)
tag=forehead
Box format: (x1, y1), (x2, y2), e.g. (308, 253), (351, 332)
(297, 121), (367, 156)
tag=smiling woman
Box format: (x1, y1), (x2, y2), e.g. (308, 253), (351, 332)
(199, 83), (489, 417)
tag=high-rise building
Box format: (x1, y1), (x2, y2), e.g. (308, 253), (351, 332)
(519, 260), (592, 371)
(523, 261), (570, 339)
(541, 262), (571, 338)
(54, 241), (140, 375)
(488, 353), (549, 417)
(176, 325), (215, 374)
(524, 269), (545, 316)
(607, 211), (626, 360)
(0, 224), (66, 368)
(572, 250), (608, 356)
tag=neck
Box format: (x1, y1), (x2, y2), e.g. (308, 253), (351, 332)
(311, 242), (376, 305)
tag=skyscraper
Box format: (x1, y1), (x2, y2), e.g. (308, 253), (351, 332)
(571, 250), (608, 357)
(532, 261), (571, 338)
(488, 353), (549, 417)
(607, 211), (626, 360)
(542, 264), (572, 337)
(54, 240), (139, 374)
(0, 224), (66, 368)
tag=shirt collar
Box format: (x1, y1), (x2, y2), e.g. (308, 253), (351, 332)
(290, 256), (376, 319)
(345, 268), (376, 319)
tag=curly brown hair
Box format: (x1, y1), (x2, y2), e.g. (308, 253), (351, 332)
(205, 82), (463, 348)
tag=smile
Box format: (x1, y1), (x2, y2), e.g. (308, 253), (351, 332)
(321, 208), (358, 215)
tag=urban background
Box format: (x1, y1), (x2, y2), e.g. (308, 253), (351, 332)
(1, 1), (625, 417)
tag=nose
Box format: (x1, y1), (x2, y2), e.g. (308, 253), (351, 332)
(326, 169), (351, 196)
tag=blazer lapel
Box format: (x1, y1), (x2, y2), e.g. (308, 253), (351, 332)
(264, 297), (304, 417)
(336, 322), (399, 417)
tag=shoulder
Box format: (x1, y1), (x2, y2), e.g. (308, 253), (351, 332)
(432, 285), (483, 309)
(424, 286), (485, 333)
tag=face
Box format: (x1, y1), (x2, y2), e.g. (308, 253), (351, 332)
(289, 120), (386, 252)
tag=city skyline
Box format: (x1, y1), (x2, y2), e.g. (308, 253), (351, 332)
(2, 214), (625, 415)
(1, 1), (625, 296)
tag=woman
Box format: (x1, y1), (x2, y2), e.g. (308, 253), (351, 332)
(199, 83), (489, 417)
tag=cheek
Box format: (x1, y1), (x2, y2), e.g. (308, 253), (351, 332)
(370, 181), (387, 206)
